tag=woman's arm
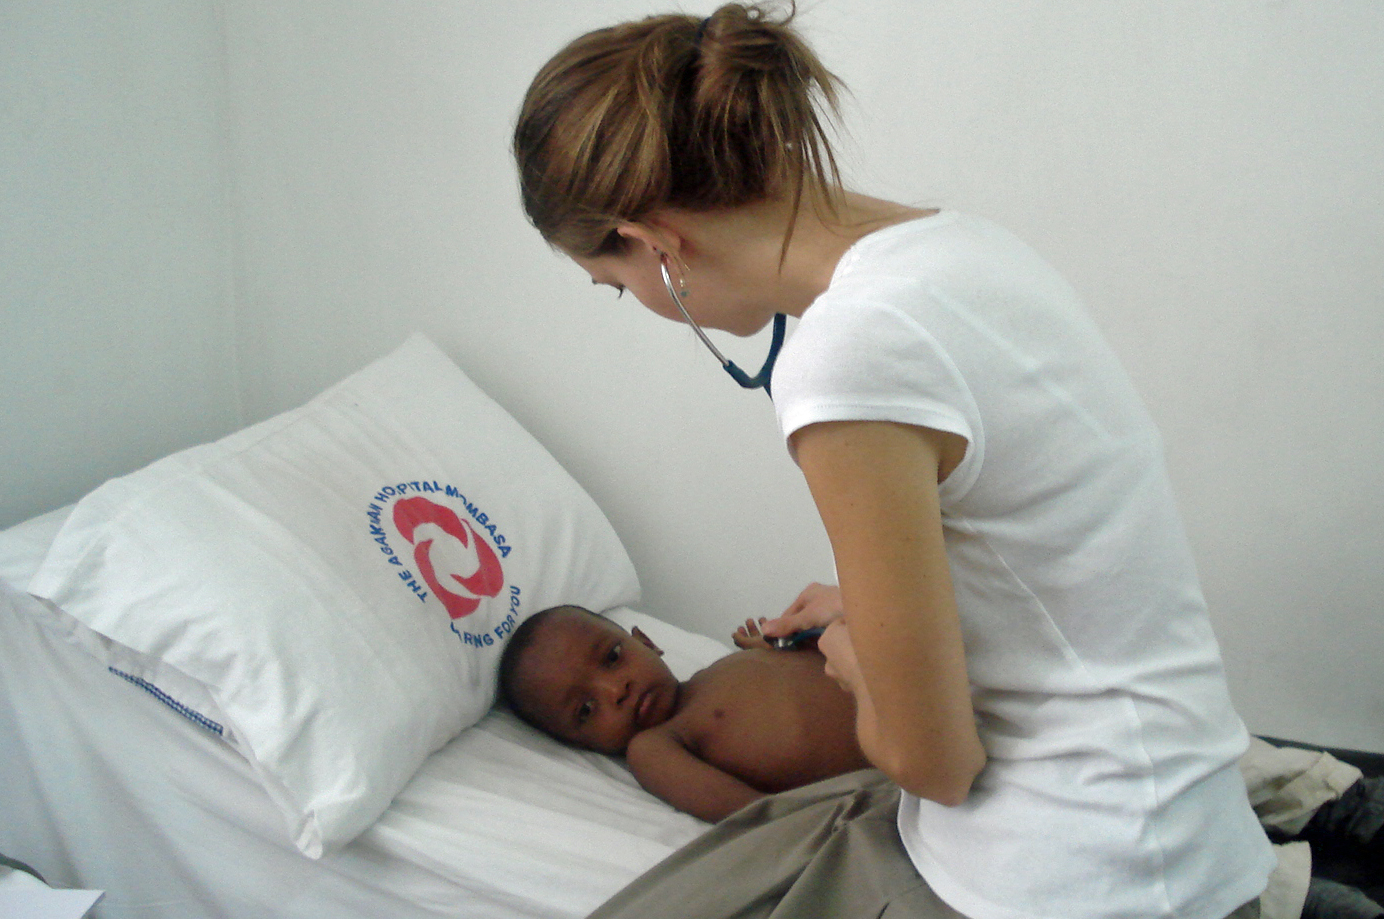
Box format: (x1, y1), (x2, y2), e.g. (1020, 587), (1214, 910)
(791, 419), (985, 806)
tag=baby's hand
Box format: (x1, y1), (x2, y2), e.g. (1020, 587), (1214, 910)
(732, 617), (774, 651)
(760, 582), (844, 639)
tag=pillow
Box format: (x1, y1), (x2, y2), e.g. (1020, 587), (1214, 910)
(0, 504), (72, 589)
(28, 334), (640, 858)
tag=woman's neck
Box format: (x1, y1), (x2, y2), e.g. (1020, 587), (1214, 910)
(755, 192), (935, 316)
(646, 192), (935, 319)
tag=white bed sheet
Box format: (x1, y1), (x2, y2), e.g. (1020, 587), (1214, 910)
(0, 510), (726, 919)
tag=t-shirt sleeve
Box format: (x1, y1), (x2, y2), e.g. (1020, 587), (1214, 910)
(772, 284), (982, 483)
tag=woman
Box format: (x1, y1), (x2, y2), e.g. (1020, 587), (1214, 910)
(512, 4), (1276, 918)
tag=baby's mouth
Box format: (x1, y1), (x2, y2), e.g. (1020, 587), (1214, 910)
(635, 687), (658, 730)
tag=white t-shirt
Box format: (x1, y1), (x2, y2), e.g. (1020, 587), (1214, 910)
(773, 212), (1275, 919)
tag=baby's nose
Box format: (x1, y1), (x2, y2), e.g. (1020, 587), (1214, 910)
(600, 676), (632, 708)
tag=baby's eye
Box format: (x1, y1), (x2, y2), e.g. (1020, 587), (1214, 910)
(605, 642), (622, 666)
(576, 700), (594, 725)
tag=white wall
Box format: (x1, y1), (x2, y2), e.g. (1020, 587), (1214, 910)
(218, 0), (836, 676)
(0, 0), (242, 525)
(3, 0), (1380, 751)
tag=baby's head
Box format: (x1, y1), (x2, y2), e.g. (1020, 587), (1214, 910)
(498, 605), (681, 756)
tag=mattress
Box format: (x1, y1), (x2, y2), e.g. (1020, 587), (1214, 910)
(0, 507), (724, 919)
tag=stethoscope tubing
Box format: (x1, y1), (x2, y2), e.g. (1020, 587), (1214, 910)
(659, 255), (785, 397)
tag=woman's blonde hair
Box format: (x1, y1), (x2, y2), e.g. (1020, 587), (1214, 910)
(513, 2), (844, 258)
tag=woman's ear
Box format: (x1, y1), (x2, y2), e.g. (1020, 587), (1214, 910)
(615, 220), (683, 263)
(631, 625), (664, 656)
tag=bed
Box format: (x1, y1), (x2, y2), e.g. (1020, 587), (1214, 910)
(5, 336), (1380, 919)
(0, 335), (731, 919)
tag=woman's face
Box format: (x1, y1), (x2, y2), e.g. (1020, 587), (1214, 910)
(571, 247), (686, 326)
(570, 241), (779, 339)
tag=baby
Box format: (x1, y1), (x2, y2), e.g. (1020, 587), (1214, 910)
(497, 605), (870, 822)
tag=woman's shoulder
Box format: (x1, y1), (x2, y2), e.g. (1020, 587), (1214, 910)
(830, 210), (1036, 288)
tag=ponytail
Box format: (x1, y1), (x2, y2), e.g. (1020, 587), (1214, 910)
(514, 2), (844, 258)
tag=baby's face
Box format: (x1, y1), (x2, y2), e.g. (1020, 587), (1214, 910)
(512, 609), (680, 755)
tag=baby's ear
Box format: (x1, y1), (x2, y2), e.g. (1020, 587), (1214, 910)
(631, 625), (664, 656)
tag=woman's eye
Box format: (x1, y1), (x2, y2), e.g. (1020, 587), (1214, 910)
(590, 279), (624, 298)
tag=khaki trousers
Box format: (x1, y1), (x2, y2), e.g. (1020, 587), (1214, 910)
(590, 740), (1360, 919)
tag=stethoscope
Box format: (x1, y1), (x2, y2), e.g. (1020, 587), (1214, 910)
(660, 255), (786, 398)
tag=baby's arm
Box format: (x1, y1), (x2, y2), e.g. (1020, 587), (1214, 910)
(626, 726), (763, 823)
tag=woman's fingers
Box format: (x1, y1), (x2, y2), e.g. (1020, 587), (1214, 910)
(819, 621), (860, 694)
(762, 582), (845, 637)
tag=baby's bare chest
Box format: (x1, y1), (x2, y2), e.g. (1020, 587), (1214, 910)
(673, 652), (863, 793)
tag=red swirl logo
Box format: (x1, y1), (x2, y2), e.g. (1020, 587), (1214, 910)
(393, 496), (504, 619)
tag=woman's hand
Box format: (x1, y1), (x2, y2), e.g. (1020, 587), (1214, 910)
(817, 618), (884, 753)
(759, 582), (843, 640)
(817, 619), (862, 693)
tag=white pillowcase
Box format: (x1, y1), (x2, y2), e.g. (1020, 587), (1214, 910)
(28, 334), (640, 858)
